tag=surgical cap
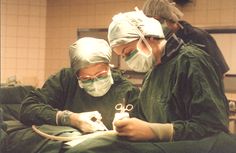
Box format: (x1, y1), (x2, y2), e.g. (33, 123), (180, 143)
(108, 10), (164, 48)
(69, 37), (111, 73)
(142, 0), (183, 22)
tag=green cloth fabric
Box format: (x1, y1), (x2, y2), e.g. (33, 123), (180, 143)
(20, 68), (140, 130)
(0, 129), (7, 152)
(64, 132), (236, 153)
(176, 21), (229, 75)
(139, 43), (229, 140)
(0, 85), (34, 121)
(4, 125), (79, 153)
(0, 108), (7, 152)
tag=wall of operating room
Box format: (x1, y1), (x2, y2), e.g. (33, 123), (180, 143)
(1, 0), (236, 87)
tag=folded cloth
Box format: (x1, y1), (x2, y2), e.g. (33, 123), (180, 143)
(4, 120), (28, 134)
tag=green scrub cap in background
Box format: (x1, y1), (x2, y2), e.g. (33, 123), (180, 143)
(108, 10), (165, 48)
(142, 0), (183, 22)
(69, 37), (111, 73)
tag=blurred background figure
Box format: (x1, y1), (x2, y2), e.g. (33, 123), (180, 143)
(142, 0), (229, 77)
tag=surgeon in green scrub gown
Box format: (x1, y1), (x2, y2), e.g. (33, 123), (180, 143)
(20, 37), (139, 132)
(66, 10), (236, 153)
(5, 37), (139, 153)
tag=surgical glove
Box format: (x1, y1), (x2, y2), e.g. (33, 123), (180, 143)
(70, 111), (104, 133)
(114, 118), (157, 141)
(112, 112), (130, 130)
(148, 123), (174, 141)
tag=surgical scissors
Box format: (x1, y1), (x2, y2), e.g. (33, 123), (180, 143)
(115, 103), (133, 113)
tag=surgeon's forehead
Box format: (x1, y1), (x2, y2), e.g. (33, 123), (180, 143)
(77, 63), (109, 76)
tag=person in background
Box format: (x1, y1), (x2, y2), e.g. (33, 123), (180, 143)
(19, 37), (139, 133)
(108, 10), (229, 142)
(142, 0), (229, 77)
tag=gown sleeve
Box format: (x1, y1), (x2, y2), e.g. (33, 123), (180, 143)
(172, 49), (229, 140)
(19, 68), (74, 125)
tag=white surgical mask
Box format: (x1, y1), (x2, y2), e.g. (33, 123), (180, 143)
(78, 70), (114, 97)
(125, 38), (155, 72)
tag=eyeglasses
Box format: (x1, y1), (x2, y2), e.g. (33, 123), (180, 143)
(77, 70), (109, 82)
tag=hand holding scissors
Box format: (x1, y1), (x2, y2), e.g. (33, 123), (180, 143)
(113, 103), (133, 131)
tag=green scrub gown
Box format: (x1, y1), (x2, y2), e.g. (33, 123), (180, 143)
(139, 43), (229, 140)
(20, 68), (140, 130)
(3, 68), (139, 153)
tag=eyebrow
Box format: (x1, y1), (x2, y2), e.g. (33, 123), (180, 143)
(81, 70), (108, 77)
(80, 64), (109, 76)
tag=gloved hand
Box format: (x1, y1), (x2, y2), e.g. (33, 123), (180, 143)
(70, 111), (106, 133)
(112, 112), (130, 130)
(114, 117), (156, 141)
(57, 110), (106, 133)
(114, 117), (174, 141)
(148, 122), (174, 141)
